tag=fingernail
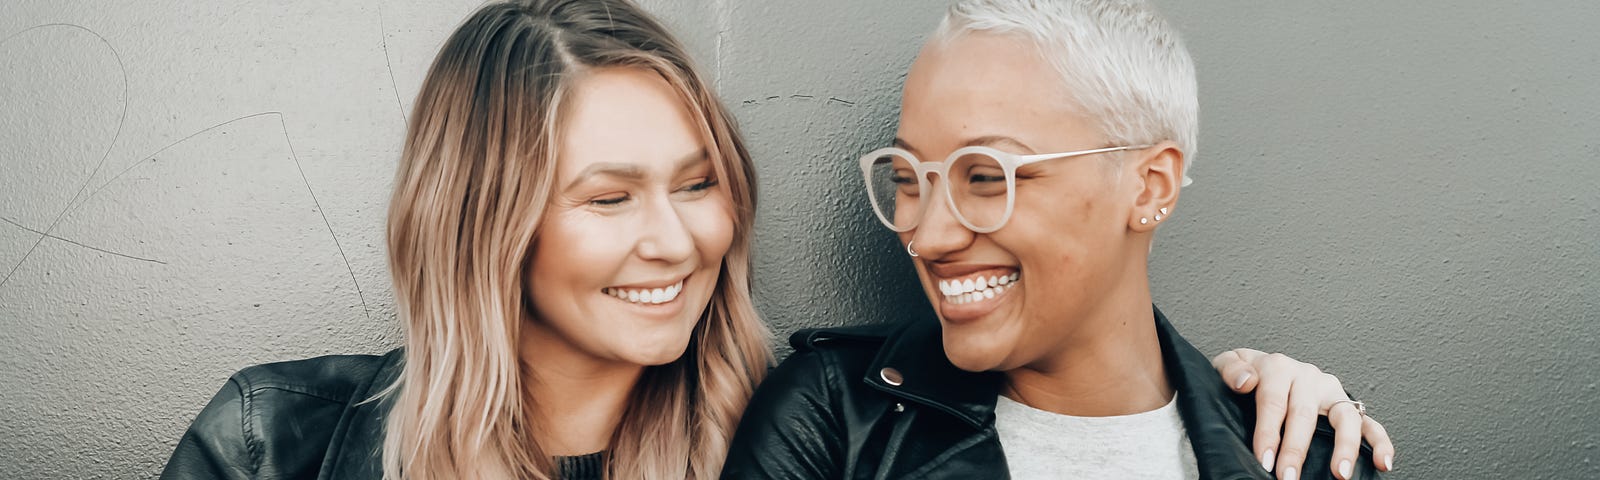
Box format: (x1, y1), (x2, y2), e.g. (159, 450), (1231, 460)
(1285, 466), (1299, 480)
(1234, 372), (1251, 390)
(1384, 454), (1394, 471)
(1260, 449), (1275, 472)
(1339, 459), (1352, 479)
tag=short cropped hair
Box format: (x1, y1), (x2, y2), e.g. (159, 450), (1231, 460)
(936, 0), (1198, 183)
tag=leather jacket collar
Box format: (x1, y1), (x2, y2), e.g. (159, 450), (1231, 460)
(855, 306), (1273, 479)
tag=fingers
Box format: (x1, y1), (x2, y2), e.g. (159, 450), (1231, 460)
(1273, 374), (1323, 480)
(1363, 416), (1396, 472)
(1326, 401), (1363, 479)
(1211, 349), (1260, 393)
(1250, 354), (1294, 473)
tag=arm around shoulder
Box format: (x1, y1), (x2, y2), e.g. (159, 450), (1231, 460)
(159, 377), (256, 480)
(722, 348), (847, 479)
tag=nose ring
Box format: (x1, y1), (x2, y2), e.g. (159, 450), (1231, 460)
(907, 240), (919, 257)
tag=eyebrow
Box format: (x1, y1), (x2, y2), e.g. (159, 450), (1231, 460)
(563, 149), (709, 191)
(892, 135), (1038, 156)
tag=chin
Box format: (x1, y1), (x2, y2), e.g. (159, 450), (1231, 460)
(618, 327), (697, 366)
(615, 341), (690, 366)
(940, 329), (1014, 373)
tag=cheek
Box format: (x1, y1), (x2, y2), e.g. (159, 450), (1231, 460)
(529, 211), (632, 295)
(682, 195), (736, 265)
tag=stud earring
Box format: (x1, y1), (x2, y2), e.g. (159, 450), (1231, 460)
(1154, 214), (1162, 221)
(1160, 207), (1169, 216)
(1140, 217), (1149, 225)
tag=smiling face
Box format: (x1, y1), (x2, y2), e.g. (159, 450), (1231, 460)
(897, 33), (1151, 373)
(525, 67), (734, 368)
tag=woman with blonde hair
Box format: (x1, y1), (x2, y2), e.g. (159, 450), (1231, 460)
(160, 0), (1390, 478)
(164, 1), (766, 478)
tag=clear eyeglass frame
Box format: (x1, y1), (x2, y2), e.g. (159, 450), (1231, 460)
(858, 144), (1154, 233)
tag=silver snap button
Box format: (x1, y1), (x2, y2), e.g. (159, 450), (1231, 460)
(880, 367), (904, 386)
(893, 402), (905, 413)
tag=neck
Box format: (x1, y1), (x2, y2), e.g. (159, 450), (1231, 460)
(1002, 257), (1171, 417)
(519, 318), (644, 456)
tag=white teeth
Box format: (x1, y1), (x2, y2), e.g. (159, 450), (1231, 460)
(606, 280), (684, 305)
(940, 274), (1020, 305)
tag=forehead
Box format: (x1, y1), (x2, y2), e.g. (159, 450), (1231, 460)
(556, 67), (703, 176)
(899, 33), (1094, 152)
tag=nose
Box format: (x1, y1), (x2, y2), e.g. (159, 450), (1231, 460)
(906, 174), (975, 260)
(636, 195), (696, 264)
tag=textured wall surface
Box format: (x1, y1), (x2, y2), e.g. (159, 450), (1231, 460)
(1, 1), (1595, 478)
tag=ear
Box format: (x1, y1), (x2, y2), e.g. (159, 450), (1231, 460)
(1126, 141), (1185, 232)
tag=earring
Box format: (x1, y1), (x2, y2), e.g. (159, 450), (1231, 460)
(1154, 214), (1162, 221)
(1140, 217), (1149, 225)
(1160, 207), (1169, 216)
(907, 240), (919, 257)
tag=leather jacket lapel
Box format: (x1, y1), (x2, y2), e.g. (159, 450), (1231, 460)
(862, 317), (1005, 430)
(1154, 307), (1274, 480)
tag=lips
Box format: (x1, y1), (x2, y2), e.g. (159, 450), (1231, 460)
(602, 278), (686, 305)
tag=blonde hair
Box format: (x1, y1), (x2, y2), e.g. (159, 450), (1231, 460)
(380, 1), (770, 478)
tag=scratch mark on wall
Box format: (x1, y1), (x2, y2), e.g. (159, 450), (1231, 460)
(276, 114), (374, 321)
(0, 218), (167, 265)
(712, 0), (731, 91)
(72, 112), (286, 213)
(0, 23), (128, 289)
(17, 110), (374, 321)
(737, 94), (859, 108)
(376, 1), (408, 127)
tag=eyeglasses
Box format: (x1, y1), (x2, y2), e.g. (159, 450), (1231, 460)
(858, 144), (1153, 233)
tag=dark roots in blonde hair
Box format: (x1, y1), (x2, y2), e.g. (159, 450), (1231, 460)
(381, 1), (769, 478)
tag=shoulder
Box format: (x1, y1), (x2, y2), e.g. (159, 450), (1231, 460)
(787, 320), (901, 352)
(161, 349), (402, 479)
(724, 323), (901, 478)
(773, 321), (902, 389)
(222, 349), (402, 445)
(738, 321), (905, 430)
(229, 349), (401, 403)
(740, 320), (910, 428)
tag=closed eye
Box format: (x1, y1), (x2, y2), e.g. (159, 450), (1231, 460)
(590, 194), (629, 206)
(683, 177), (719, 192)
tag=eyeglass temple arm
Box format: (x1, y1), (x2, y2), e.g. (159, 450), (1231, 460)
(1013, 144), (1156, 167)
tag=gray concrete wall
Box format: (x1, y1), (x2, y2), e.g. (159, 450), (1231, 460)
(1, 1), (1594, 478)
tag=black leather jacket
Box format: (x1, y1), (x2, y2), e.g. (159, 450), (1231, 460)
(160, 350), (403, 479)
(721, 307), (1379, 479)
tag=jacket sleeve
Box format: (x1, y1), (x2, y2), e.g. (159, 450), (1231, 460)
(1302, 416), (1383, 480)
(159, 377), (256, 480)
(722, 349), (846, 479)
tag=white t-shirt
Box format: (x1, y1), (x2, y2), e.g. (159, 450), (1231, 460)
(993, 393), (1200, 479)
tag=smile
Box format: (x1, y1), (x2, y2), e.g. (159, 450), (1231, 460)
(938, 272), (1019, 305)
(603, 279), (685, 305)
